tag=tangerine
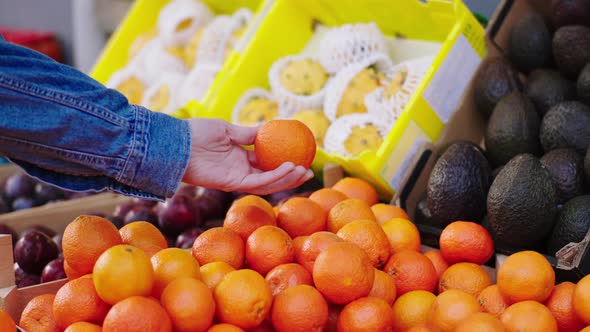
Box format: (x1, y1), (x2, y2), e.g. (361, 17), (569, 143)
(231, 195), (276, 219)
(336, 219), (391, 268)
(327, 198), (376, 233)
(224, 205), (277, 241)
(308, 188), (348, 214)
(277, 197), (326, 237)
(271, 284), (328, 332)
(381, 218), (421, 254)
(392, 290), (437, 332)
(573, 274), (590, 325)
(200, 261), (236, 290)
(424, 250), (449, 280)
(545, 281), (585, 332)
(337, 297), (394, 331)
(192, 227), (245, 269)
(20, 294), (59, 332)
(254, 120), (316, 171)
(265, 263), (313, 297)
(453, 312), (505, 332)
(383, 250), (437, 296)
(438, 262), (493, 297)
(102, 296), (172, 332)
(428, 289), (481, 332)
(371, 203), (409, 225)
(497, 251), (555, 303)
(206, 324), (245, 332)
(161, 277), (215, 332)
(295, 231), (343, 273)
(246, 226), (295, 275)
(477, 285), (509, 318)
(151, 247), (201, 298)
(368, 269), (397, 306)
(52, 278), (110, 329)
(501, 301), (557, 332)
(119, 221), (168, 257)
(0, 308), (15, 332)
(64, 322), (102, 332)
(439, 221), (494, 265)
(332, 177), (379, 206)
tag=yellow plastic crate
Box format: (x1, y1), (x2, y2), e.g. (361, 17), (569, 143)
(185, 0), (486, 200)
(89, 0), (265, 118)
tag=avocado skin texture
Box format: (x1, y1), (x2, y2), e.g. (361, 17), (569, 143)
(550, 0), (590, 29)
(540, 148), (585, 203)
(473, 56), (523, 118)
(509, 13), (553, 73)
(485, 92), (542, 167)
(553, 25), (590, 79)
(540, 101), (590, 153)
(525, 69), (576, 116)
(547, 195), (590, 255)
(585, 144), (590, 184)
(427, 142), (491, 227)
(488, 154), (558, 248)
(578, 62), (590, 105)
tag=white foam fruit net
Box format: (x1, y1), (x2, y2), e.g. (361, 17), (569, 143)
(130, 38), (189, 82)
(318, 22), (388, 74)
(176, 63), (222, 106)
(141, 72), (185, 115)
(323, 53), (394, 122)
(157, 0), (214, 47)
(268, 55), (331, 117)
(323, 113), (391, 157)
(231, 88), (285, 125)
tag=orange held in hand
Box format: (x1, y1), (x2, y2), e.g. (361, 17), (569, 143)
(254, 120), (316, 171)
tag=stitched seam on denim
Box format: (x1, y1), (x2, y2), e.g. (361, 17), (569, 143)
(0, 75), (128, 126)
(118, 105), (144, 184)
(0, 136), (126, 168)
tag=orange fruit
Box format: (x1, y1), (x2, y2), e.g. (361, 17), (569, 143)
(581, 327), (590, 332)
(428, 289), (481, 332)
(265, 263), (313, 297)
(439, 221), (494, 265)
(293, 235), (307, 254)
(497, 251), (555, 303)
(477, 285), (509, 318)
(64, 260), (85, 280)
(0, 309), (15, 332)
(392, 290), (437, 332)
(192, 227), (245, 269)
(119, 221), (168, 257)
(161, 277), (215, 332)
(64, 322), (102, 332)
(438, 262), (493, 297)
(151, 247), (201, 298)
(424, 250), (449, 279)
(327, 198), (376, 233)
(312, 241), (375, 305)
(200, 261), (236, 290)
(501, 300), (557, 332)
(454, 312), (505, 332)
(325, 304), (342, 332)
(214, 269), (273, 329)
(381, 218), (421, 254)
(574, 274), (590, 325)
(368, 269), (397, 306)
(337, 297), (394, 331)
(277, 197), (326, 237)
(231, 195), (276, 219)
(273, 205), (281, 217)
(62, 215), (123, 274)
(270, 284), (328, 332)
(52, 278), (110, 329)
(336, 219), (391, 268)
(308, 188), (348, 214)
(546, 281), (585, 332)
(295, 231), (342, 273)
(206, 324), (245, 332)
(248, 320), (274, 332)
(92, 244), (155, 305)
(102, 296), (172, 332)
(332, 177), (379, 206)
(224, 205), (277, 241)
(371, 203), (409, 225)
(383, 250), (437, 296)
(254, 119), (316, 171)
(20, 294), (59, 332)
(406, 324), (438, 332)
(245, 225), (295, 275)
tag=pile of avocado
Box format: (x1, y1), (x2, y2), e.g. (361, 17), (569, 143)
(423, 0), (590, 257)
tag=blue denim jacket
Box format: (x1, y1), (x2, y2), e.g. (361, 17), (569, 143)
(0, 34), (191, 200)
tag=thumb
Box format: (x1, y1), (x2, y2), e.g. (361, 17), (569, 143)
(227, 122), (260, 145)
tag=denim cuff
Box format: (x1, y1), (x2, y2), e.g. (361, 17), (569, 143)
(119, 105), (191, 199)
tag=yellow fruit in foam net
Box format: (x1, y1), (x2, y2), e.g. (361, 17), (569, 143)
(128, 29), (158, 59)
(183, 28), (205, 67)
(116, 76), (145, 105)
(279, 59), (329, 95)
(224, 26), (247, 61)
(337, 67), (385, 118)
(383, 69), (408, 100)
(343, 124), (384, 156)
(291, 109), (331, 147)
(238, 97), (279, 126)
(147, 85), (172, 113)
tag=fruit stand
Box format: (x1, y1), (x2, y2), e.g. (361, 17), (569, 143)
(2, 0), (590, 331)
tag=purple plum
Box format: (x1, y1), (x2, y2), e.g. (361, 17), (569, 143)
(34, 182), (65, 205)
(132, 197), (158, 207)
(177, 185), (198, 198)
(3, 173), (35, 201)
(124, 206), (159, 226)
(112, 201), (135, 220)
(52, 233), (62, 253)
(14, 230), (59, 275)
(20, 225), (57, 239)
(12, 196), (35, 210)
(203, 218), (224, 229)
(175, 227), (204, 249)
(157, 195), (200, 236)
(196, 187), (233, 208)
(40, 258), (66, 283)
(192, 196), (224, 221)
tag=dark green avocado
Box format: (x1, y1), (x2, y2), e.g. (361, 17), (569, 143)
(550, 0), (590, 29)
(487, 154), (558, 248)
(540, 101), (590, 153)
(578, 62), (590, 105)
(427, 142), (491, 227)
(547, 195), (590, 255)
(525, 68), (576, 116)
(553, 25), (590, 79)
(540, 148), (585, 203)
(585, 144), (590, 184)
(509, 13), (553, 73)
(485, 92), (542, 167)
(473, 56), (523, 118)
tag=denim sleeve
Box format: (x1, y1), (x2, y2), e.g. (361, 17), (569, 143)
(0, 38), (191, 200)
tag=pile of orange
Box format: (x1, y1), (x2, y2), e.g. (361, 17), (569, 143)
(10, 176), (590, 332)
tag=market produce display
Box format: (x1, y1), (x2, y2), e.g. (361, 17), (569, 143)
(0, 172), (94, 214)
(4, 176), (590, 332)
(106, 0), (253, 115)
(232, 22), (435, 157)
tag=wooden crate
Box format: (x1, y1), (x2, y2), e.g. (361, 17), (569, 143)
(0, 193), (132, 324)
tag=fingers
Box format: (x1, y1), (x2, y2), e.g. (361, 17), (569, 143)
(239, 163), (314, 196)
(226, 122), (259, 146)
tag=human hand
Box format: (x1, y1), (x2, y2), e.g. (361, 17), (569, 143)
(181, 118), (314, 195)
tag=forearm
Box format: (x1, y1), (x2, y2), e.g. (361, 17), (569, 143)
(0, 38), (191, 199)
